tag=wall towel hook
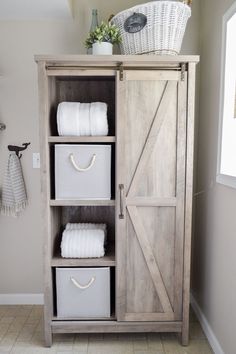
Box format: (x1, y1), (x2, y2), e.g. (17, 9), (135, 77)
(8, 142), (31, 159)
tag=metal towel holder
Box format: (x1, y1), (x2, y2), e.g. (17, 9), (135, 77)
(8, 143), (31, 159)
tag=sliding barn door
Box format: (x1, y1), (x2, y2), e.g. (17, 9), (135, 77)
(116, 70), (187, 322)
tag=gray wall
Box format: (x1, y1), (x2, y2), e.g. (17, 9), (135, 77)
(0, 1), (200, 295)
(192, 1), (236, 353)
(0, 20), (80, 294)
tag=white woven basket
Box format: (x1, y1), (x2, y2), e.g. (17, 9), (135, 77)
(111, 1), (191, 55)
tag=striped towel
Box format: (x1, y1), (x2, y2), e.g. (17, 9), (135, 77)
(1, 153), (27, 217)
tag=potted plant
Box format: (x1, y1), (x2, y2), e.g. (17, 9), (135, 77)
(85, 21), (122, 55)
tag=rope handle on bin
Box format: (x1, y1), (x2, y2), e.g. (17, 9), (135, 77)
(70, 276), (95, 290)
(69, 153), (96, 172)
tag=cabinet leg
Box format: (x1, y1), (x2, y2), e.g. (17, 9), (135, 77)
(44, 326), (52, 347)
(181, 321), (189, 346)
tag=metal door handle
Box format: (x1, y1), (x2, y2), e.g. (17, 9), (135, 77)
(119, 184), (124, 219)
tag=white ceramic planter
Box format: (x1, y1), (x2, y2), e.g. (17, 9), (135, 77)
(92, 42), (113, 55)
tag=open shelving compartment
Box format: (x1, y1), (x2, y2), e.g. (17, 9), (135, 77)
(47, 74), (116, 138)
(50, 205), (116, 267)
(46, 71), (117, 323)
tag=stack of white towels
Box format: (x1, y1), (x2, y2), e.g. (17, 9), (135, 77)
(61, 223), (107, 258)
(57, 102), (108, 136)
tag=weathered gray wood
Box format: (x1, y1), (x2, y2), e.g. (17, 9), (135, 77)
(126, 197), (177, 207)
(35, 54), (200, 66)
(124, 312), (175, 321)
(125, 70), (180, 81)
(48, 136), (115, 143)
(51, 244), (115, 267)
(127, 81), (177, 197)
(37, 61), (53, 347)
(50, 199), (115, 207)
(128, 206), (173, 314)
(174, 73), (187, 319)
(47, 69), (116, 77)
(117, 72), (186, 322)
(52, 320), (182, 333)
(115, 72), (127, 321)
(181, 63), (196, 346)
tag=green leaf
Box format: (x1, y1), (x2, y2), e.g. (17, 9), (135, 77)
(85, 20), (122, 47)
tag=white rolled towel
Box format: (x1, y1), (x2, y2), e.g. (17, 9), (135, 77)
(78, 103), (90, 136)
(61, 229), (105, 258)
(90, 102), (108, 136)
(57, 101), (108, 136)
(65, 223), (107, 244)
(57, 102), (80, 136)
(65, 222), (106, 231)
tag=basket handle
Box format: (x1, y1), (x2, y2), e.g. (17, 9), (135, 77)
(69, 153), (96, 172)
(70, 276), (95, 290)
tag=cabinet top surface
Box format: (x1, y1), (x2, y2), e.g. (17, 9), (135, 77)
(34, 54), (199, 66)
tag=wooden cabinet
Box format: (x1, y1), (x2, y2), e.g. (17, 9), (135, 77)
(35, 55), (199, 347)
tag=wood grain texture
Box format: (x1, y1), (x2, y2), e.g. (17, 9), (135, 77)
(50, 199), (115, 207)
(47, 69), (116, 77)
(35, 54), (200, 65)
(51, 244), (115, 267)
(37, 61), (53, 347)
(116, 70), (188, 323)
(115, 72), (127, 321)
(128, 206), (173, 314)
(126, 197), (177, 206)
(181, 63), (196, 346)
(174, 73), (187, 319)
(48, 136), (115, 143)
(125, 70), (180, 81)
(127, 80), (177, 197)
(51, 320), (182, 333)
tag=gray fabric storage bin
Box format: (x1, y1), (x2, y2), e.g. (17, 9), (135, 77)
(56, 267), (110, 318)
(55, 144), (111, 199)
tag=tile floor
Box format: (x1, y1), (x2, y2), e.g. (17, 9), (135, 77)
(0, 305), (213, 354)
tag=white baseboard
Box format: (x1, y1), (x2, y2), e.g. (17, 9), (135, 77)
(190, 293), (224, 354)
(0, 293), (44, 305)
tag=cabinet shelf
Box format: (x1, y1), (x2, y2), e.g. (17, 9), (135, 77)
(52, 314), (116, 321)
(52, 245), (115, 267)
(48, 136), (115, 143)
(50, 199), (115, 206)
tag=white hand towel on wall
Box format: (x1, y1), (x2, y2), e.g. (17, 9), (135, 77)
(0, 153), (28, 217)
(57, 101), (108, 136)
(61, 229), (105, 258)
